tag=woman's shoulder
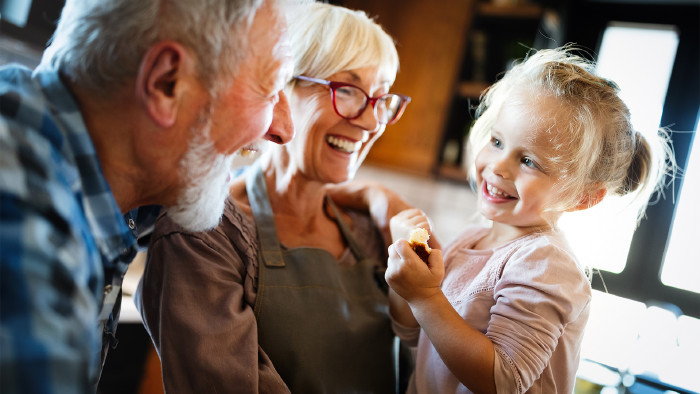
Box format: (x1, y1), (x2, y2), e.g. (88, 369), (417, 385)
(149, 196), (258, 253)
(344, 208), (386, 257)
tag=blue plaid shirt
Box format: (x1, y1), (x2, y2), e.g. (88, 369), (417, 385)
(0, 64), (154, 392)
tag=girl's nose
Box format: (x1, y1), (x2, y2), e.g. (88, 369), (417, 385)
(491, 156), (512, 179)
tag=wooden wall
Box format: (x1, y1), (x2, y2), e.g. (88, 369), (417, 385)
(343, 0), (476, 176)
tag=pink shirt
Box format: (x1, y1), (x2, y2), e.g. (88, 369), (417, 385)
(393, 226), (592, 393)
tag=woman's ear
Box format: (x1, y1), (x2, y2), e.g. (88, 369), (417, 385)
(568, 186), (607, 212)
(136, 41), (195, 128)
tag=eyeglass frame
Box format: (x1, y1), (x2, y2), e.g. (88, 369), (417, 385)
(294, 75), (411, 126)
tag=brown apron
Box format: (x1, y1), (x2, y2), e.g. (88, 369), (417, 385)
(246, 164), (395, 394)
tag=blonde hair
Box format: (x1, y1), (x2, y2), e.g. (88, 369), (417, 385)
(467, 46), (673, 224)
(285, 2), (399, 87)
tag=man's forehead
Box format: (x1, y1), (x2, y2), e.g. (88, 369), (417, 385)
(262, 20), (293, 88)
(274, 25), (293, 74)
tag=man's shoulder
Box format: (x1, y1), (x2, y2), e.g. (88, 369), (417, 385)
(0, 64), (43, 116)
(1, 64), (66, 150)
(1, 107), (76, 194)
(0, 70), (81, 229)
(0, 63), (34, 86)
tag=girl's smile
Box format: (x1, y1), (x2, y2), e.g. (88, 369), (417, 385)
(482, 180), (517, 202)
(475, 89), (564, 232)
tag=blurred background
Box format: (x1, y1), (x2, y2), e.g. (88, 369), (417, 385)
(2, 0), (698, 392)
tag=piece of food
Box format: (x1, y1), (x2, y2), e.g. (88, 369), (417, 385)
(408, 228), (431, 264)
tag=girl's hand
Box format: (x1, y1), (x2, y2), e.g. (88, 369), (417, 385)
(386, 239), (444, 303)
(389, 209), (432, 244)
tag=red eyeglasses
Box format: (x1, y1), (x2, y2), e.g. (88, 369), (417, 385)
(295, 75), (411, 125)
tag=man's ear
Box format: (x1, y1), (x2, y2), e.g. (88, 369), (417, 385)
(136, 41), (194, 128)
(568, 186), (607, 212)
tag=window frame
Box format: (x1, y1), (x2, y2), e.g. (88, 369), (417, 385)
(563, 0), (700, 318)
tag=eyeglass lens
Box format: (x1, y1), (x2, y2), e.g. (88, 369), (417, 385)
(334, 85), (404, 125)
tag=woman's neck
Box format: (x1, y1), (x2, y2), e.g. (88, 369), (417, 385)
(261, 153), (326, 218)
(255, 153), (349, 256)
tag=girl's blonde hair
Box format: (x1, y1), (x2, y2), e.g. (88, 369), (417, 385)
(285, 3), (399, 88)
(466, 46), (673, 224)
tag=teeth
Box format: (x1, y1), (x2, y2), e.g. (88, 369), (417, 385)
(486, 183), (512, 198)
(239, 148), (257, 157)
(326, 136), (361, 153)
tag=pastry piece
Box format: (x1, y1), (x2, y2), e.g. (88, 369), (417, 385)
(408, 228), (431, 264)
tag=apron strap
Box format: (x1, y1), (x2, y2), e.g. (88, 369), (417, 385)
(324, 195), (369, 262)
(246, 163), (285, 267)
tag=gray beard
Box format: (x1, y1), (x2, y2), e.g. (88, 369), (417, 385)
(166, 116), (234, 232)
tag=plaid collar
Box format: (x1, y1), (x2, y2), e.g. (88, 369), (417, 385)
(34, 65), (136, 266)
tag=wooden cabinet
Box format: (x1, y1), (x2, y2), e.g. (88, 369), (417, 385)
(337, 1), (548, 179)
(341, 0), (477, 176)
(437, 2), (546, 183)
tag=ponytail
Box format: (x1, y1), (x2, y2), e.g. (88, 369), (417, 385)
(616, 128), (675, 225)
(617, 131), (651, 196)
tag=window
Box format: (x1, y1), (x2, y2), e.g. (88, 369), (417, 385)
(562, 0), (699, 319)
(563, 2), (700, 392)
(560, 22), (680, 275)
(1, 0), (32, 27)
(661, 114), (700, 293)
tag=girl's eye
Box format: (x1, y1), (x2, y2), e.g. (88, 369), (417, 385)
(490, 137), (502, 149)
(522, 157), (540, 170)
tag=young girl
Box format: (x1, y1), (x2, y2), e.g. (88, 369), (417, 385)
(386, 47), (671, 393)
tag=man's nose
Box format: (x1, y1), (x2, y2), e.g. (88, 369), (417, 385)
(264, 90), (294, 144)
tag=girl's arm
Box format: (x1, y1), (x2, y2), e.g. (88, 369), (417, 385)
(388, 288), (418, 328)
(387, 240), (497, 394)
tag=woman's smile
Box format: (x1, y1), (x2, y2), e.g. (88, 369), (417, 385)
(325, 134), (362, 154)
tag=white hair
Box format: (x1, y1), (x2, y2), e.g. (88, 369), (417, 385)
(42, 0), (266, 93)
(285, 2), (399, 85)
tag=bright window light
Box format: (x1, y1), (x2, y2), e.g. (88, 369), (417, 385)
(1, 0), (33, 28)
(661, 114), (700, 293)
(579, 291), (700, 393)
(568, 22), (700, 393)
(560, 22), (679, 274)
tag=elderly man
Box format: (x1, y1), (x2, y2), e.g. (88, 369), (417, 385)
(0, 0), (294, 392)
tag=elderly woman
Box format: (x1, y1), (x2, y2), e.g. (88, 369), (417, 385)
(137, 3), (411, 393)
